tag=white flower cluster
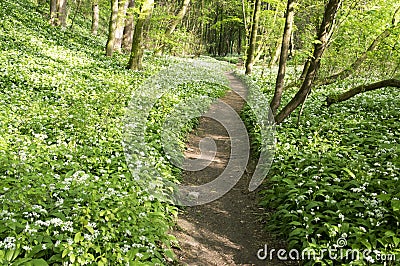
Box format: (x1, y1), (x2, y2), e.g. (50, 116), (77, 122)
(0, 236), (16, 250)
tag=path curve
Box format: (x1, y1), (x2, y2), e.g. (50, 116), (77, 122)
(171, 73), (289, 265)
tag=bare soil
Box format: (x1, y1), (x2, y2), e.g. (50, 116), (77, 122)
(171, 73), (295, 266)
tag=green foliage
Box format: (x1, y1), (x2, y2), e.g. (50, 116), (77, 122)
(0, 0), (231, 264)
(240, 67), (400, 265)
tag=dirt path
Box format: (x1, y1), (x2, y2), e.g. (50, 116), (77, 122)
(171, 73), (290, 266)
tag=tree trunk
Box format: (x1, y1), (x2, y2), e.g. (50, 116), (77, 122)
(241, 0), (248, 40)
(106, 0), (119, 56)
(69, 0), (82, 31)
(50, 0), (57, 25)
(91, 0), (99, 35)
(122, 0), (135, 52)
(114, 0), (130, 53)
(275, 0), (342, 124)
(127, 0), (154, 70)
(268, 38), (281, 67)
(326, 79), (400, 106)
(50, 0), (67, 27)
(270, 0), (296, 115)
(57, 0), (67, 28)
(168, 0), (190, 35)
(245, 0), (261, 75)
(320, 12), (399, 86)
(218, 11), (224, 56)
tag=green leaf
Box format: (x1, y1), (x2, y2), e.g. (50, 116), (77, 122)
(289, 221), (302, 226)
(289, 228), (305, 237)
(74, 232), (83, 243)
(70, 253), (76, 263)
(28, 259), (49, 266)
(361, 239), (371, 250)
(62, 249), (69, 258)
(342, 168), (356, 178)
(393, 237), (400, 247)
(377, 193), (392, 201)
(85, 225), (94, 234)
(12, 258), (32, 266)
(391, 200), (400, 212)
(385, 230), (395, 237)
(164, 249), (175, 260)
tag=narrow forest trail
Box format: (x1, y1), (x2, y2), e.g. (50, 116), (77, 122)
(171, 73), (290, 266)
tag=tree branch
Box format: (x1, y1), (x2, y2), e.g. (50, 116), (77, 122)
(326, 79), (400, 107)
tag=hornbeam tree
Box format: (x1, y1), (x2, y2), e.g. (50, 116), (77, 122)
(127, 0), (154, 70)
(106, 0), (130, 56)
(245, 0), (261, 75)
(122, 0), (135, 52)
(270, 0), (297, 115)
(50, 0), (67, 27)
(91, 0), (99, 35)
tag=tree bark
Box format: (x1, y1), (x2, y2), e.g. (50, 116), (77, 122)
(106, 0), (119, 56)
(245, 0), (261, 75)
(270, 0), (296, 115)
(114, 0), (130, 53)
(50, 0), (57, 25)
(122, 0), (135, 52)
(275, 0), (342, 124)
(50, 0), (67, 27)
(269, 37), (282, 67)
(91, 0), (99, 35)
(69, 0), (82, 31)
(127, 0), (154, 70)
(326, 79), (400, 107)
(57, 0), (67, 28)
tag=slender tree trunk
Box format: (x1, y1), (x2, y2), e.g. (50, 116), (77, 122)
(127, 0), (154, 70)
(254, 42), (265, 62)
(270, 0), (296, 114)
(91, 0), (99, 35)
(106, 0), (119, 56)
(122, 0), (135, 52)
(275, 0), (342, 124)
(245, 0), (261, 75)
(114, 0), (130, 53)
(241, 0), (248, 39)
(50, 0), (57, 25)
(69, 0), (82, 31)
(326, 79), (400, 106)
(168, 0), (190, 35)
(238, 28), (242, 54)
(299, 59), (310, 81)
(218, 11), (224, 56)
(269, 38), (282, 67)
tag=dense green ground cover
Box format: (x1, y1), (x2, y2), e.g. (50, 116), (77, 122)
(0, 0), (230, 264)
(240, 69), (400, 265)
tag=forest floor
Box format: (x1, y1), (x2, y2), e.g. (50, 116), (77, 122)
(171, 73), (294, 265)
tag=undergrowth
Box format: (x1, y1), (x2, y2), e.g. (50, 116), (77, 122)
(239, 67), (400, 266)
